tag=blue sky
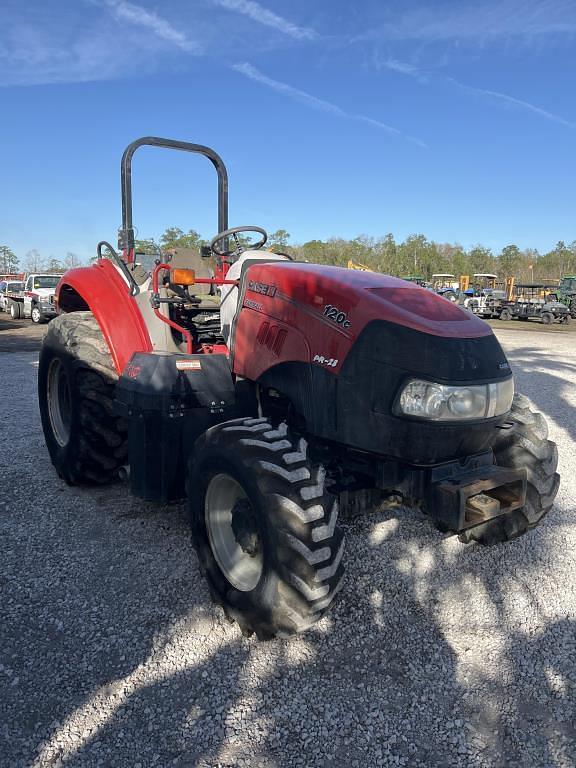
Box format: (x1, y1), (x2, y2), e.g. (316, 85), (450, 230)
(1, 0), (575, 263)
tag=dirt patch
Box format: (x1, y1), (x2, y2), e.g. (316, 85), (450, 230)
(487, 317), (576, 334)
(0, 315), (47, 352)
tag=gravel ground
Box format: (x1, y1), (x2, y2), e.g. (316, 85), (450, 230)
(1, 321), (575, 768)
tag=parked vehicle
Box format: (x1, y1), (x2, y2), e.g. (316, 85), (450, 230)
(431, 273), (459, 301)
(503, 284), (571, 324)
(460, 274), (501, 309)
(38, 136), (559, 639)
(557, 275), (576, 318)
(469, 289), (509, 319)
(0, 280), (24, 312)
(6, 273), (60, 323)
(401, 275), (432, 289)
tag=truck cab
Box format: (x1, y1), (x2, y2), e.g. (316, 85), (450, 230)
(22, 274), (60, 323)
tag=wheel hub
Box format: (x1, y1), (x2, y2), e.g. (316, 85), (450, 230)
(205, 474), (263, 592)
(231, 499), (261, 557)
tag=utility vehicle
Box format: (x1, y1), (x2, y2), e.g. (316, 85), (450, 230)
(504, 284), (571, 324)
(38, 137), (560, 639)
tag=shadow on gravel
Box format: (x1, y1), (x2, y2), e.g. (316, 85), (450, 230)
(20, 495), (574, 768)
(505, 345), (576, 444)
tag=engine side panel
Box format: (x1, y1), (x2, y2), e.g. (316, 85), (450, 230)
(56, 260), (152, 373)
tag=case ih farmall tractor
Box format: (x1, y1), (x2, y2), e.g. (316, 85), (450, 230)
(39, 138), (560, 639)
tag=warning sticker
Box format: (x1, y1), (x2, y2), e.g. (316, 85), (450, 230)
(176, 359), (202, 371)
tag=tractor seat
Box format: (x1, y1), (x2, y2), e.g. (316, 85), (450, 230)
(166, 247), (218, 309)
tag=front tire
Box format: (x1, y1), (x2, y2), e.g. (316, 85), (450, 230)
(541, 311), (554, 325)
(188, 418), (345, 639)
(38, 311), (128, 485)
(31, 304), (44, 324)
(461, 394), (559, 545)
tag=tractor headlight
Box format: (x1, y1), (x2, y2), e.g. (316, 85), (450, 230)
(396, 378), (513, 421)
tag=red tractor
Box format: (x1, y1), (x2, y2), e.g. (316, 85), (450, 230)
(38, 137), (559, 639)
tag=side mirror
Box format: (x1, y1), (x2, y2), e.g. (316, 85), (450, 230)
(200, 245), (212, 259)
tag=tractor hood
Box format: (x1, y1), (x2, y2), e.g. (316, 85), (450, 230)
(232, 261), (512, 463)
(246, 261), (491, 340)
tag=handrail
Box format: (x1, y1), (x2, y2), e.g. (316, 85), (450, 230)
(97, 241), (139, 296)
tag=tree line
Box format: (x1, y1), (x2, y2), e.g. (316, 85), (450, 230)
(2, 230), (576, 281)
(136, 227), (576, 282)
(0, 246), (83, 275)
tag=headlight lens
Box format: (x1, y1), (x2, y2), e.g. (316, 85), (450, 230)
(397, 377), (513, 421)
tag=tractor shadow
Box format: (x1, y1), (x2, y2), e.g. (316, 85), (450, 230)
(25, 491), (575, 768)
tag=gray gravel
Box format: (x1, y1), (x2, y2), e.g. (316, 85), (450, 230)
(1, 323), (575, 768)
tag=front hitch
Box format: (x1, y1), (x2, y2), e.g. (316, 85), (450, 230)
(425, 459), (527, 535)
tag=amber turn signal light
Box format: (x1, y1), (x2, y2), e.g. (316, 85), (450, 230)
(171, 268), (196, 285)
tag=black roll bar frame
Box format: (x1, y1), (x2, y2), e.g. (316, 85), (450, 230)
(118, 136), (229, 255)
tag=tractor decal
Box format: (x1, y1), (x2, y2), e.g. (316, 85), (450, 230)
(323, 305), (352, 328)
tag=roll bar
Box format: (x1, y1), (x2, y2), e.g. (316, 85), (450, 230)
(118, 136), (229, 254)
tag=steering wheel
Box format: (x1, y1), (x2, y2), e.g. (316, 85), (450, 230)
(210, 226), (268, 258)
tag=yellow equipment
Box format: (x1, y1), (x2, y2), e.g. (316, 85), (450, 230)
(347, 259), (372, 272)
(505, 277), (515, 302)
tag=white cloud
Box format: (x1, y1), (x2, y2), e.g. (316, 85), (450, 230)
(449, 78), (575, 128)
(0, 1), (203, 87)
(214, 0), (318, 40)
(232, 62), (426, 147)
(355, 0), (576, 44)
(380, 59), (421, 76)
(232, 62), (343, 114)
(366, 52), (574, 129)
(105, 0), (201, 53)
(370, 55), (430, 85)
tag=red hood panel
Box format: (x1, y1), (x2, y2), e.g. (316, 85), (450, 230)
(260, 263), (491, 339)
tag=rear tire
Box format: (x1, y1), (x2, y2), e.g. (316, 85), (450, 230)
(188, 417), (345, 639)
(461, 394), (559, 545)
(10, 301), (21, 319)
(38, 311), (128, 485)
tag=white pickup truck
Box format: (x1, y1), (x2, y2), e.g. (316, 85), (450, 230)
(6, 273), (61, 323)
